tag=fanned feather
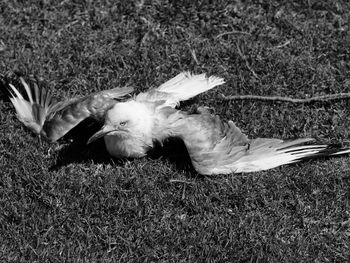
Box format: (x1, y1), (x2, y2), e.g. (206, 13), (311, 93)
(136, 72), (225, 107)
(157, 72), (225, 101)
(170, 110), (350, 175)
(6, 78), (134, 141)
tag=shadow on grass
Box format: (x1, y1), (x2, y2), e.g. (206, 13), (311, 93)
(148, 137), (199, 176)
(49, 119), (198, 175)
(48, 119), (122, 171)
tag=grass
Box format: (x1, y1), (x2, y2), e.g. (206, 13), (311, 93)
(1, 0), (350, 262)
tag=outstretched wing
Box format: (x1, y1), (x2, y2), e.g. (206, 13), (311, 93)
(6, 78), (133, 142)
(168, 108), (350, 175)
(43, 87), (133, 141)
(135, 72), (225, 108)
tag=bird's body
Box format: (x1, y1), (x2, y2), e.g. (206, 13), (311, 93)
(5, 72), (350, 175)
(86, 73), (225, 158)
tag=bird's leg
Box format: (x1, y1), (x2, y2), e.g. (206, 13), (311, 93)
(189, 106), (215, 115)
(197, 106), (215, 114)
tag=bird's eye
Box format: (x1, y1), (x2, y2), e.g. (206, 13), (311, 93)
(120, 121), (127, 126)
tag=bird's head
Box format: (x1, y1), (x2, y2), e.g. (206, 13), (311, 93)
(87, 101), (153, 144)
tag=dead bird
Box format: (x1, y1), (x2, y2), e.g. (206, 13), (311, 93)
(5, 72), (350, 175)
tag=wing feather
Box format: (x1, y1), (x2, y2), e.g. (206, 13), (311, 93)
(6, 78), (133, 142)
(43, 86), (134, 141)
(136, 72), (224, 108)
(169, 110), (350, 175)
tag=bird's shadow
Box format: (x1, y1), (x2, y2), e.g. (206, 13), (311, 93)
(49, 119), (198, 176)
(147, 137), (198, 175)
(48, 119), (120, 171)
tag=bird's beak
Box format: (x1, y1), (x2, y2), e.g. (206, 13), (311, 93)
(87, 126), (114, 144)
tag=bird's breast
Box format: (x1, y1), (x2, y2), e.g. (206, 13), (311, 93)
(103, 134), (151, 158)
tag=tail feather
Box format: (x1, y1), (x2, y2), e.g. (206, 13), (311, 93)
(156, 72), (225, 102)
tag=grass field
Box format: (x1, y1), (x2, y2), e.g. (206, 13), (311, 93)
(1, 0), (350, 262)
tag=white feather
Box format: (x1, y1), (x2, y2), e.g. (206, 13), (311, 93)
(227, 143), (331, 173)
(20, 77), (34, 104)
(156, 72), (225, 101)
(8, 84), (35, 123)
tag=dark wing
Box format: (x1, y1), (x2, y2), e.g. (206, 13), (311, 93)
(43, 87), (133, 141)
(6, 78), (133, 142)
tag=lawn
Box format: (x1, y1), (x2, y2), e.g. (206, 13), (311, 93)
(1, 0), (350, 262)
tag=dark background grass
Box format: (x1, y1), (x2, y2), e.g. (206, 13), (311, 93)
(1, 0), (350, 262)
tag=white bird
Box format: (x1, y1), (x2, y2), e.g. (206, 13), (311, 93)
(5, 72), (350, 175)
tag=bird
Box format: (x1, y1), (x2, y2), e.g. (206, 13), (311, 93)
(4, 72), (350, 175)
